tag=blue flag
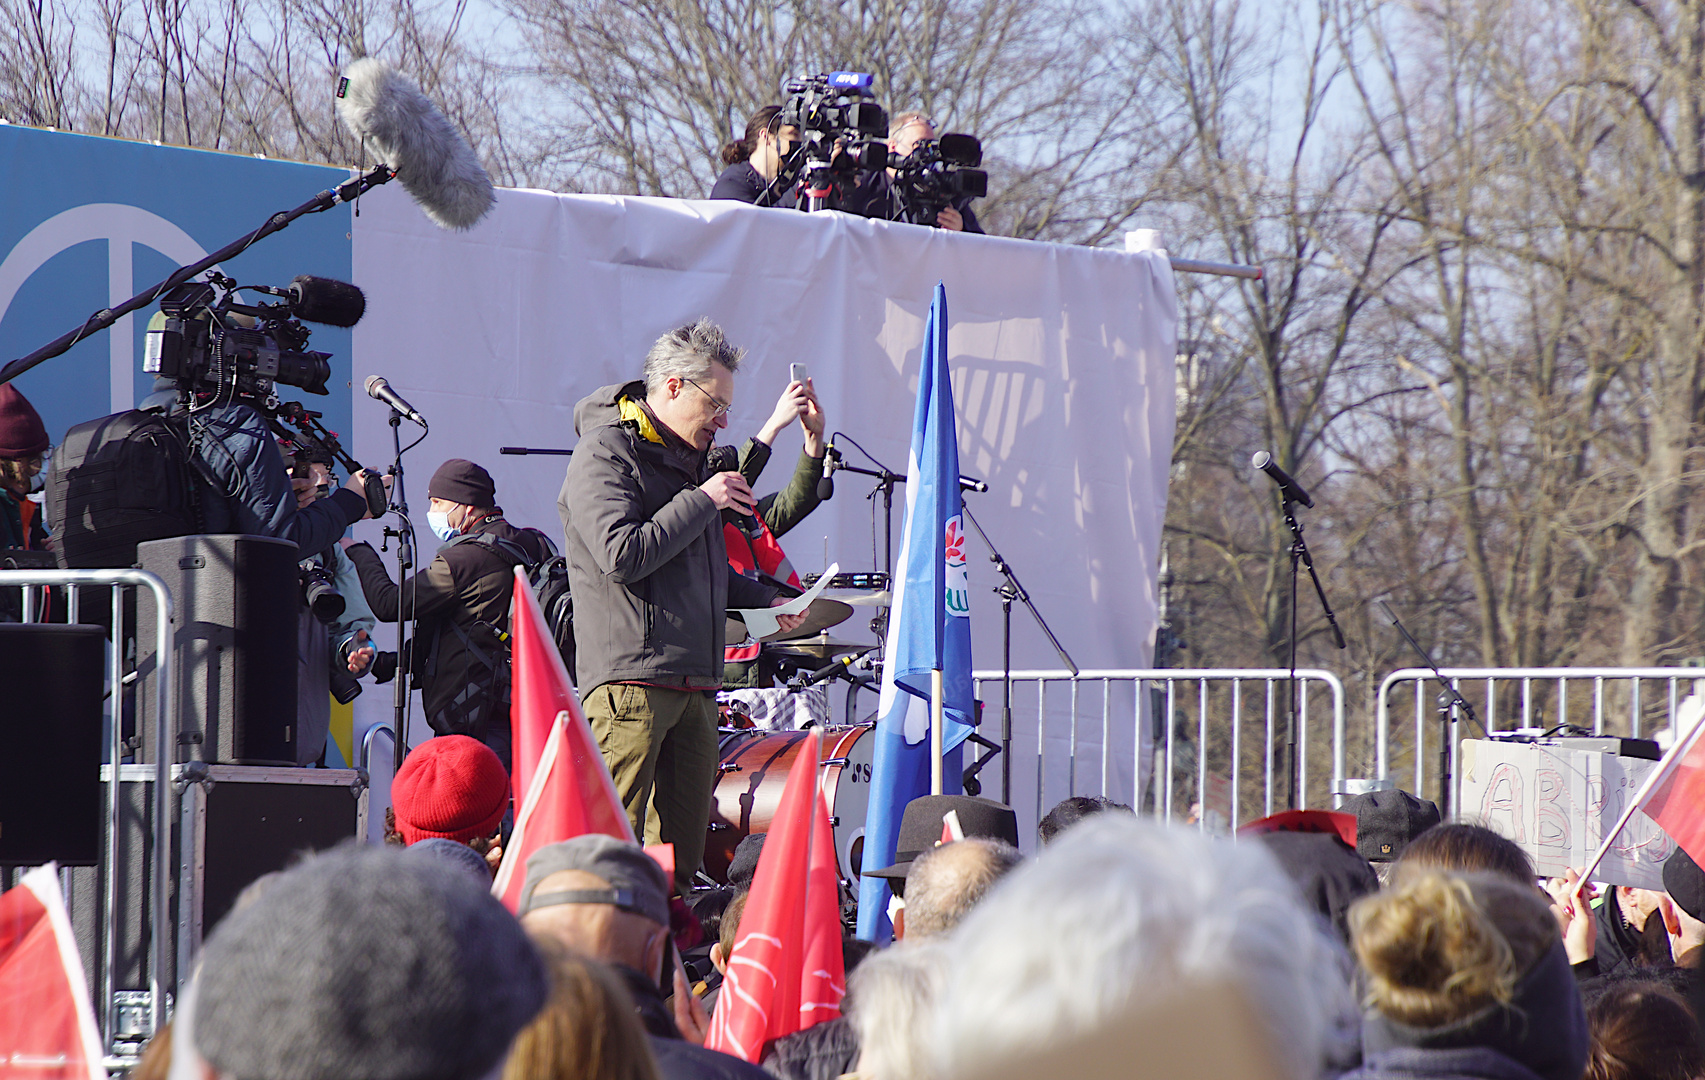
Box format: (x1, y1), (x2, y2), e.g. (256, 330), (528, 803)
(856, 283), (976, 942)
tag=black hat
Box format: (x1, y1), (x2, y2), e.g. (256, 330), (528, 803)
(428, 458), (496, 508)
(728, 833), (766, 891)
(1664, 846), (1705, 923)
(1341, 788), (1441, 862)
(863, 795), (1020, 891)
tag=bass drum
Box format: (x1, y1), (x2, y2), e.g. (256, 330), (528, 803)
(703, 725), (875, 884)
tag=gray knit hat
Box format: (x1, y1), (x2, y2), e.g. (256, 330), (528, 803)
(194, 843), (547, 1080)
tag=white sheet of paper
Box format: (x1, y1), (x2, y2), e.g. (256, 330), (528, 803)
(734, 561), (839, 641)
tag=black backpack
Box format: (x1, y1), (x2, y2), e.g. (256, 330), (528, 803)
(456, 527), (578, 683)
(47, 409), (203, 568)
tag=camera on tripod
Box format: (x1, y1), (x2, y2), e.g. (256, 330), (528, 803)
(891, 133), (988, 227)
(143, 272), (360, 404)
(775, 71), (889, 210)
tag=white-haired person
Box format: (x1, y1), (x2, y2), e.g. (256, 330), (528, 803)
(847, 816), (1355, 1080)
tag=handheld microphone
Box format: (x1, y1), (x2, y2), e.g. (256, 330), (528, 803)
(365, 375), (429, 428)
(816, 437), (839, 501)
(1251, 451), (1313, 508)
(334, 58), (496, 230)
(287, 275), (366, 327)
(706, 445), (764, 537)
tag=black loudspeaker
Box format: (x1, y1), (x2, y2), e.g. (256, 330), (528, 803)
(137, 535), (300, 765)
(0, 623), (105, 865)
(22, 766), (367, 1037)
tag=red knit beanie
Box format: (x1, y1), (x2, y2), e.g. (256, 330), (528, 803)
(391, 735), (510, 845)
(0, 384), (49, 458)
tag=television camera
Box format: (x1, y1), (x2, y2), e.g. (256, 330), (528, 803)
(144, 272), (387, 519)
(890, 132), (988, 227)
(763, 71), (889, 211)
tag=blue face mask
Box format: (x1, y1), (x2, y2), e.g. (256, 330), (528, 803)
(427, 510), (458, 542)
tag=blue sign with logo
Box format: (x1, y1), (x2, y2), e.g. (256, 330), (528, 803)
(0, 124), (356, 448)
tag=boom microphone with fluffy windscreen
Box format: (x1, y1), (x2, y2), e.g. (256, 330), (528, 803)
(288, 275), (366, 327)
(335, 58), (496, 230)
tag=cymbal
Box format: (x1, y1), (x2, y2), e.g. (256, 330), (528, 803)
(727, 597), (854, 645)
(767, 638), (876, 660)
(821, 588), (892, 607)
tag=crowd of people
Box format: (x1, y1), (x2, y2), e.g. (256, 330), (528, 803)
(123, 763), (1705, 1080)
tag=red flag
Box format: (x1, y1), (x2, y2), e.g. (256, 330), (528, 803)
(1582, 712), (1705, 884)
(705, 730), (846, 1062)
(510, 567), (579, 802)
(1641, 720), (1705, 863)
(0, 865), (105, 1080)
(493, 708), (635, 911)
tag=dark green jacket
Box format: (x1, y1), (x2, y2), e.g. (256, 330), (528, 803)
(736, 439), (826, 539)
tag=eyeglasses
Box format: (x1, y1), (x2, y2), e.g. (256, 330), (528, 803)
(682, 378), (731, 417)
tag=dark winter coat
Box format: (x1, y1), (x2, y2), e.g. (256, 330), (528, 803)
(347, 516), (549, 735)
(558, 382), (776, 695)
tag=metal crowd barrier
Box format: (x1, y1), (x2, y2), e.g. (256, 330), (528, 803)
(1376, 666), (1702, 811)
(970, 668), (1345, 838)
(2, 568), (177, 1058)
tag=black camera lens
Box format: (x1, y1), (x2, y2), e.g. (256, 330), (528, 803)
(300, 566), (345, 622)
(276, 351), (334, 396)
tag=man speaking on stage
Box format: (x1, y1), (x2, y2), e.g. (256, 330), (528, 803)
(559, 318), (803, 888)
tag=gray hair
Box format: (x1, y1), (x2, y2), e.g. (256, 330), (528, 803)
(846, 940), (951, 1080)
(643, 317), (744, 394)
(903, 838), (1022, 939)
(924, 816), (1353, 1080)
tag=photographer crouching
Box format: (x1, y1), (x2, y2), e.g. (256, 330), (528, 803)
(846, 112), (986, 233)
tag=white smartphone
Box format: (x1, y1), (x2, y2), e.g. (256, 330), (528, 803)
(790, 362), (807, 385)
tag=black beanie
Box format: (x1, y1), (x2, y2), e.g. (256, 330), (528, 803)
(428, 458), (496, 508)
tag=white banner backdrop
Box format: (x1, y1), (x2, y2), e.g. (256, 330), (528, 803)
(344, 184), (1177, 827)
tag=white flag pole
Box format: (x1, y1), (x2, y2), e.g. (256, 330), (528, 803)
(931, 669), (945, 795)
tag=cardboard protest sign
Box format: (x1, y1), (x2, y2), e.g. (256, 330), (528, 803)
(1460, 739), (1675, 889)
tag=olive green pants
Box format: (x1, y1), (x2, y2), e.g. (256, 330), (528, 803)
(582, 682), (719, 889)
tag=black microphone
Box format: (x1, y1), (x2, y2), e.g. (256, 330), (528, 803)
(365, 375), (428, 428)
(816, 437), (839, 501)
(707, 446), (763, 537)
(287, 275), (366, 327)
(1251, 451), (1313, 508)
(793, 653), (857, 690)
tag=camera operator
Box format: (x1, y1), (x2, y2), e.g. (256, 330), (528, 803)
(709, 105), (800, 207)
(846, 112), (984, 233)
(140, 372), (387, 556)
(344, 459), (551, 769)
(287, 448), (377, 766)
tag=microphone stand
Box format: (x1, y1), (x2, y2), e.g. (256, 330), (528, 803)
(382, 407), (424, 774)
(1277, 496), (1346, 808)
(1378, 600), (1485, 817)
(962, 506), (1077, 804)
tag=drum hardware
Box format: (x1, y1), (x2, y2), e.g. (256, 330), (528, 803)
(717, 762), (744, 774)
(708, 822), (735, 832)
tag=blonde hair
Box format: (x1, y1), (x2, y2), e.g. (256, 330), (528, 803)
(504, 939), (661, 1080)
(1349, 870), (1557, 1028)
